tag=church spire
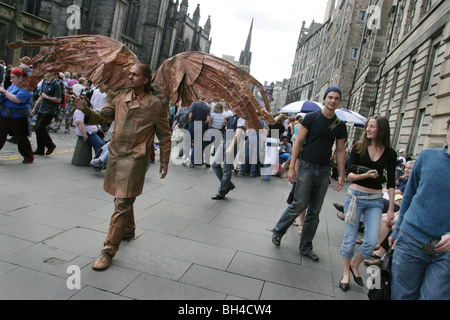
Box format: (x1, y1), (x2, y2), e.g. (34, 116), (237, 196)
(239, 18), (253, 70)
(193, 4), (200, 24)
(204, 15), (211, 34)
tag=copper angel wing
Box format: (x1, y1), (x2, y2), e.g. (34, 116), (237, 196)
(8, 35), (139, 92)
(152, 51), (274, 129)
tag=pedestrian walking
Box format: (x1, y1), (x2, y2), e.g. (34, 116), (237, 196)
(211, 113), (244, 200)
(0, 67), (34, 163)
(338, 116), (397, 291)
(72, 64), (171, 271)
(31, 72), (61, 156)
(271, 86), (347, 262)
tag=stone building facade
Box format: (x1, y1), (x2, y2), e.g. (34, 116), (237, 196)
(350, 0), (449, 153)
(0, 0), (49, 63)
(288, 0), (450, 154)
(0, 0), (212, 74)
(289, 20), (324, 102)
(288, 0), (369, 108)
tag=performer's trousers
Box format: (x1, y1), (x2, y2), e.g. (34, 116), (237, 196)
(103, 197), (136, 257)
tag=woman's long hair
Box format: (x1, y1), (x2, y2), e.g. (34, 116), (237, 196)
(356, 115), (391, 157)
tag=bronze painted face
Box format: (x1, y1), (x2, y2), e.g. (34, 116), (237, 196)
(128, 65), (148, 91)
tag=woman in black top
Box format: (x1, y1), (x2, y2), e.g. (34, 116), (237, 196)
(338, 116), (397, 291)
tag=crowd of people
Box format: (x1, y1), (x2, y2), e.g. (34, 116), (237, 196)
(1, 57), (448, 300)
(170, 100), (305, 180)
(0, 56), (111, 164)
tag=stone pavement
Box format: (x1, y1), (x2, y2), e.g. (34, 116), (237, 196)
(0, 130), (369, 300)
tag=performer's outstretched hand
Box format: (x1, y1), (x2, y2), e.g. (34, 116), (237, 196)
(72, 93), (91, 115)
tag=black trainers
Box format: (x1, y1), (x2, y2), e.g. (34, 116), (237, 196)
(271, 234), (281, 247)
(301, 250), (319, 262)
(211, 193), (225, 200)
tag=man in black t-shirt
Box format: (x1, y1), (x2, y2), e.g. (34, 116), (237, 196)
(32, 72), (61, 155)
(271, 86), (347, 262)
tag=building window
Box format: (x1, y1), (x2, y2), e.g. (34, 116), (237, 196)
(394, 113), (404, 149)
(404, 0), (417, 35)
(402, 59), (416, 100)
(358, 11), (366, 22)
(0, 0), (15, 6)
(390, 68), (399, 100)
(123, 0), (140, 39)
(23, 0), (41, 16)
(423, 43), (439, 91)
(351, 48), (358, 59)
(411, 108), (425, 154)
(80, 0), (91, 11)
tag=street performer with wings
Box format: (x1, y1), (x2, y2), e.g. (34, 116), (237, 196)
(9, 34), (275, 271)
(72, 64), (171, 270)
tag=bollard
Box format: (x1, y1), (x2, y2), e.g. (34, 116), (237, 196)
(71, 138), (93, 166)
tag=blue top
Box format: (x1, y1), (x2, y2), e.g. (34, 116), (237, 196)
(391, 147), (450, 243)
(0, 84), (33, 119)
(396, 176), (409, 193)
(189, 101), (210, 122)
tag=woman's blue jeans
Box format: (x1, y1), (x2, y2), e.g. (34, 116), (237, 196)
(391, 230), (450, 300)
(78, 132), (105, 155)
(272, 160), (330, 254)
(339, 188), (383, 259)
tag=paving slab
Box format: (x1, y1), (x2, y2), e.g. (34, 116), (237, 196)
(0, 132), (369, 300)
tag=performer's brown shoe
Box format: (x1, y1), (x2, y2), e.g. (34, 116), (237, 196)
(92, 251), (113, 271)
(122, 232), (135, 240)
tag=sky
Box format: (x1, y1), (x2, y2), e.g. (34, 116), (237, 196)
(188, 0), (330, 85)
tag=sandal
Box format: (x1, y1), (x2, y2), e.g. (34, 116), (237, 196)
(337, 212), (345, 221)
(355, 239), (364, 245)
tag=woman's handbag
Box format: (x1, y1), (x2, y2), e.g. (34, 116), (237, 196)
(350, 164), (372, 174)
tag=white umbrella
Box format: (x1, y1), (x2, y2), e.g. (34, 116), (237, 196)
(279, 100), (323, 114)
(335, 109), (367, 128)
